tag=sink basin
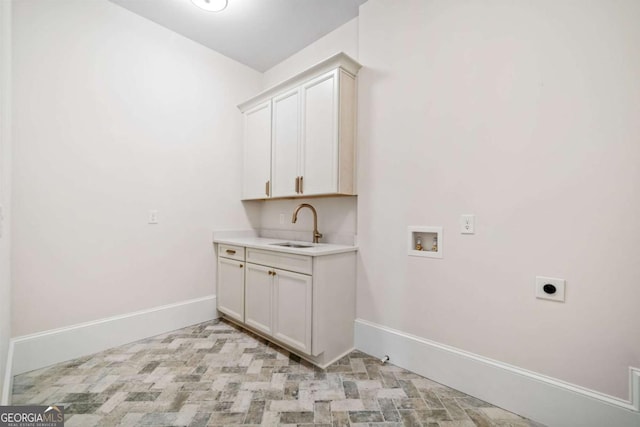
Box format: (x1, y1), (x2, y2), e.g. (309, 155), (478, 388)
(269, 242), (314, 248)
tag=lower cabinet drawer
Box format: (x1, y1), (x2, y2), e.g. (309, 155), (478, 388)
(246, 248), (312, 275)
(218, 244), (245, 261)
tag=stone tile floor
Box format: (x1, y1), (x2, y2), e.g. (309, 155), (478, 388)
(12, 319), (543, 426)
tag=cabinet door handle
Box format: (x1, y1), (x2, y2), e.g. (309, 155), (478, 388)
(272, 271), (277, 276)
(239, 264), (243, 268)
(265, 180), (270, 197)
(226, 249), (236, 255)
(295, 176), (300, 193)
(268, 271), (273, 275)
(299, 176), (303, 194)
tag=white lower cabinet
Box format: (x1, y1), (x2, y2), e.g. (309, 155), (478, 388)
(216, 256), (245, 323)
(244, 263), (273, 336)
(245, 263), (312, 354)
(216, 244), (356, 368)
(272, 268), (312, 354)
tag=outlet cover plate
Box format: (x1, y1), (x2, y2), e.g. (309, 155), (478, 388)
(148, 210), (159, 224)
(460, 214), (475, 234)
(535, 276), (565, 302)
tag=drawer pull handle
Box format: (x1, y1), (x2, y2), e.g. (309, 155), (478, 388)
(239, 264), (243, 268)
(226, 249), (236, 255)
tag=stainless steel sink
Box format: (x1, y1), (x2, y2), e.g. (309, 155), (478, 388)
(269, 242), (314, 248)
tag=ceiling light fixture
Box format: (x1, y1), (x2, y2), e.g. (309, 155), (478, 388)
(191, 0), (228, 13)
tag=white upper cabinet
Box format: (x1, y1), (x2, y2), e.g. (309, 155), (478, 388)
(299, 70), (337, 196)
(242, 101), (272, 199)
(271, 89), (301, 198)
(238, 53), (361, 200)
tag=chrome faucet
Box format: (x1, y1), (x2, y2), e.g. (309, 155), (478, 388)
(291, 203), (323, 244)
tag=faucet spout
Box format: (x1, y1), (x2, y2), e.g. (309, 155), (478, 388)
(291, 203), (323, 244)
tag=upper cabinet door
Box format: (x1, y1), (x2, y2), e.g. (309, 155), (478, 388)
(243, 101), (272, 200)
(300, 70), (339, 196)
(271, 89), (301, 198)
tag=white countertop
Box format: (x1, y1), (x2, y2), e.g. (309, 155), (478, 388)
(213, 236), (357, 256)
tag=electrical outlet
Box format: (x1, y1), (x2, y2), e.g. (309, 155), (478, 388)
(535, 276), (565, 302)
(148, 210), (158, 224)
(460, 214), (475, 234)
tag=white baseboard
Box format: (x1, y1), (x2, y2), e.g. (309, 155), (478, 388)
(8, 295), (218, 389)
(354, 318), (640, 427)
(1, 340), (14, 405)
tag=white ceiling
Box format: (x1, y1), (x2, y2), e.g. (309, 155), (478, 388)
(108, 0), (367, 72)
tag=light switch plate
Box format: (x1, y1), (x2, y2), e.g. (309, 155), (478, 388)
(535, 276), (565, 302)
(460, 214), (475, 234)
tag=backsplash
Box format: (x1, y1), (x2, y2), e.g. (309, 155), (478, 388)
(257, 196), (357, 245)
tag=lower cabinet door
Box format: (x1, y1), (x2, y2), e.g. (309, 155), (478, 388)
(245, 263), (274, 335)
(217, 257), (245, 322)
(273, 269), (312, 354)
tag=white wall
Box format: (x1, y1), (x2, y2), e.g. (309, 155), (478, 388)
(258, 17), (359, 245)
(11, 0), (262, 336)
(0, 0), (12, 400)
(357, 0), (640, 400)
(262, 17), (358, 88)
(10, 0), (639, 408)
